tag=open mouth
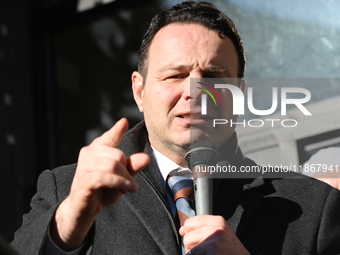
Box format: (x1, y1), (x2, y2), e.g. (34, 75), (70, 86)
(177, 114), (211, 120)
(178, 114), (191, 119)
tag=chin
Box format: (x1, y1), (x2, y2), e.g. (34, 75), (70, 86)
(187, 129), (211, 145)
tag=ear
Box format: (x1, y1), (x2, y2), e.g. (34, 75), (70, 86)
(132, 71), (145, 112)
(240, 78), (246, 94)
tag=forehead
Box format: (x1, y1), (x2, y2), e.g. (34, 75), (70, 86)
(147, 23), (239, 75)
(150, 23), (222, 52)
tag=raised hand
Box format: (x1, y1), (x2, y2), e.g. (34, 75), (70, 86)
(50, 118), (150, 250)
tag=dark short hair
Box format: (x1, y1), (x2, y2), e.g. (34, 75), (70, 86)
(138, 1), (246, 80)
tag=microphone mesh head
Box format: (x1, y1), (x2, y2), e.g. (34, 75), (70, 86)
(185, 141), (218, 169)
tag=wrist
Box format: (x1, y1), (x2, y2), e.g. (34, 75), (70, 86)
(51, 198), (95, 250)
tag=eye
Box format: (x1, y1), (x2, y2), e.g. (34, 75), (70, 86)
(168, 73), (189, 79)
(203, 75), (217, 79)
(169, 74), (182, 78)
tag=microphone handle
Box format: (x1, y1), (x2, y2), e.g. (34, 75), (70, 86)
(193, 165), (212, 215)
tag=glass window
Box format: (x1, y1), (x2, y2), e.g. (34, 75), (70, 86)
(54, 2), (160, 164)
(193, 0), (340, 168)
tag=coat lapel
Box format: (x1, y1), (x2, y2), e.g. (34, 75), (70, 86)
(123, 150), (180, 255)
(233, 177), (265, 236)
(213, 138), (268, 238)
(118, 123), (179, 254)
(213, 177), (265, 236)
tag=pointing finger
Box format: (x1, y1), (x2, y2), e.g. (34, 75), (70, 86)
(93, 118), (129, 147)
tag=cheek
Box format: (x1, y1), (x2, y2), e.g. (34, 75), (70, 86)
(142, 88), (171, 115)
(156, 87), (181, 108)
(219, 91), (236, 117)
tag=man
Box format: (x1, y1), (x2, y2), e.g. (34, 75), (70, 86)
(11, 1), (340, 255)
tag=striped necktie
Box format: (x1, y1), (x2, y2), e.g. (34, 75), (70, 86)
(167, 168), (195, 226)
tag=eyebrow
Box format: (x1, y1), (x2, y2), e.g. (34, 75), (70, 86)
(159, 64), (233, 77)
(204, 65), (232, 76)
(158, 64), (190, 73)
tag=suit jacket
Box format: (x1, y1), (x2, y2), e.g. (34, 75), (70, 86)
(11, 121), (340, 255)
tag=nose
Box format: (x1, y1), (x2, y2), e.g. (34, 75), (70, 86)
(182, 72), (205, 101)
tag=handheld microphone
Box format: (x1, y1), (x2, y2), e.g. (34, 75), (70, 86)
(185, 141), (218, 215)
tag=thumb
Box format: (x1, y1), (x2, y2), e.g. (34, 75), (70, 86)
(127, 153), (150, 176)
(93, 118), (129, 147)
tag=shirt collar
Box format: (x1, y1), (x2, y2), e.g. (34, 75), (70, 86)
(151, 146), (182, 182)
(151, 132), (239, 181)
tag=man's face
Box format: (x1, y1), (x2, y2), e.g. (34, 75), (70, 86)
(132, 23), (244, 165)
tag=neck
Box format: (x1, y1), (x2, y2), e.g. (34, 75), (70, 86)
(150, 142), (188, 168)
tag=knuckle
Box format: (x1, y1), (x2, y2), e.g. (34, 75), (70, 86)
(92, 136), (102, 144)
(79, 145), (91, 155)
(99, 157), (115, 168)
(214, 215), (226, 225)
(114, 149), (126, 163)
(213, 227), (225, 236)
(90, 171), (107, 188)
(93, 157), (122, 175)
(108, 159), (122, 173)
